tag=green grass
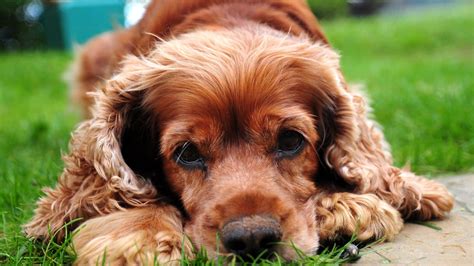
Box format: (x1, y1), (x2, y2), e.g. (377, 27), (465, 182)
(324, 6), (474, 175)
(0, 5), (473, 265)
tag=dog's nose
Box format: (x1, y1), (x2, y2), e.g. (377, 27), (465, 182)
(220, 215), (282, 258)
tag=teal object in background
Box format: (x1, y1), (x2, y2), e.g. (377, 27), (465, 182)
(41, 0), (125, 50)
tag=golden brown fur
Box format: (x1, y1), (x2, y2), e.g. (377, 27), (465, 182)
(25, 0), (453, 264)
(70, 0), (326, 117)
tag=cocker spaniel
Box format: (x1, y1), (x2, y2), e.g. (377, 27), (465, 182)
(25, 0), (454, 264)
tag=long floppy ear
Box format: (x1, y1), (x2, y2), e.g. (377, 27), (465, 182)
(311, 71), (375, 191)
(316, 75), (393, 193)
(312, 53), (453, 220)
(291, 43), (377, 191)
(295, 42), (395, 193)
(24, 56), (165, 240)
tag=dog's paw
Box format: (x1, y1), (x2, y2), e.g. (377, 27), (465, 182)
(72, 207), (192, 265)
(153, 230), (193, 264)
(399, 171), (454, 220)
(74, 228), (193, 265)
(316, 192), (403, 242)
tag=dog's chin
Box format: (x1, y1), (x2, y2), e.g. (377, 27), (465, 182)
(183, 199), (319, 261)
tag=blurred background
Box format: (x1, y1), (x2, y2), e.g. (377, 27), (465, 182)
(0, 0), (467, 51)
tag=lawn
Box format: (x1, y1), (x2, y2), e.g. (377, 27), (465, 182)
(1, 5), (473, 265)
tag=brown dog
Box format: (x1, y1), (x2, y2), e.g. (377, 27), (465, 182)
(25, 0), (453, 264)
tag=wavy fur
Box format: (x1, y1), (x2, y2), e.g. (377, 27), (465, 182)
(24, 0), (453, 264)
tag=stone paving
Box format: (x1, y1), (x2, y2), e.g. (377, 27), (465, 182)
(357, 174), (474, 265)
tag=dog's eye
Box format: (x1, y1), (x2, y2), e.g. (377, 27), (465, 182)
(174, 142), (206, 169)
(277, 130), (305, 157)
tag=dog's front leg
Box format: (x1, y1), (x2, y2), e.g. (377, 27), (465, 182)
(313, 192), (403, 243)
(73, 205), (193, 265)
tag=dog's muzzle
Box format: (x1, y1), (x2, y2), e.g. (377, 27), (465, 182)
(220, 215), (282, 259)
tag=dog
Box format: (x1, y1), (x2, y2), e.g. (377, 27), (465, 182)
(25, 0), (454, 264)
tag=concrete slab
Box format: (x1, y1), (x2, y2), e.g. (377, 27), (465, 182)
(356, 174), (474, 265)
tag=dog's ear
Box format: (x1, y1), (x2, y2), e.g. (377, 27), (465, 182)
(78, 56), (162, 205)
(118, 96), (181, 206)
(24, 56), (166, 239)
(306, 52), (393, 193)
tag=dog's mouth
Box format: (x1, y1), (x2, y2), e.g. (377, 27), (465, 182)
(184, 195), (320, 262)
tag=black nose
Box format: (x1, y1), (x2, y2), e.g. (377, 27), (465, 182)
(220, 215), (282, 259)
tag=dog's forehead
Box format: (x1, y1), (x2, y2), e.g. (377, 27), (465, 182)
(158, 90), (316, 144)
(145, 34), (330, 109)
(140, 27), (341, 144)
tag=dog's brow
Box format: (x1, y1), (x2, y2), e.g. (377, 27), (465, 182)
(278, 115), (314, 132)
(162, 121), (221, 152)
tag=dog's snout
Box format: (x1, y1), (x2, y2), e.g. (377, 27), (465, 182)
(221, 215), (282, 258)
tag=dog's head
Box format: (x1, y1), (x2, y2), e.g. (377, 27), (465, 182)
(83, 26), (363, 260)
